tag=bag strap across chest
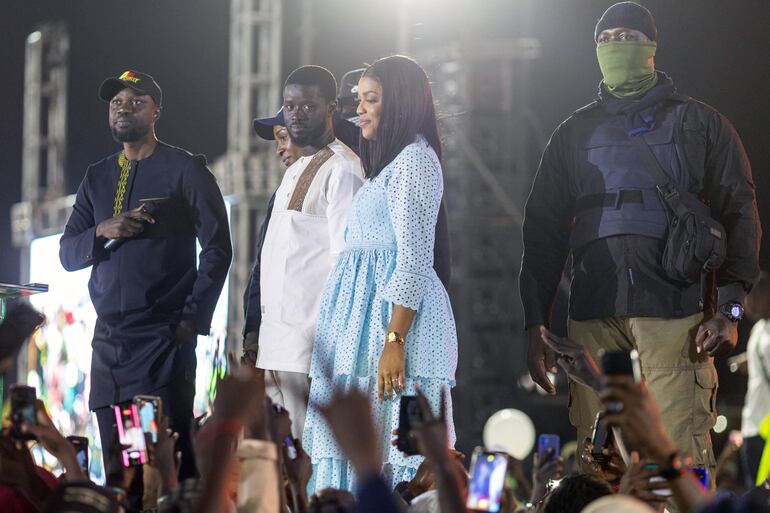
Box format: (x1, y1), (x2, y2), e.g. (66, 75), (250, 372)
(287, 146), (334, 212)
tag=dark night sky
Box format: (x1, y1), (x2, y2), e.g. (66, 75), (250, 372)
(1, 0), (769, 282)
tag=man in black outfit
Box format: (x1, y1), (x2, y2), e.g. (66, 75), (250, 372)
(59, 70), (232, 477)
(520, 2), (761, 483)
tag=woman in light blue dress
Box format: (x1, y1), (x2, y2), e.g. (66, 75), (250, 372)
(303, 55), (458, 492)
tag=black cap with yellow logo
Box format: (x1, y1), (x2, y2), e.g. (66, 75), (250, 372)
(99, 70), (163, 107)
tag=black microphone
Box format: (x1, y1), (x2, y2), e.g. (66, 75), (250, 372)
(103, 198), (166, 251)
(104, 237), (127, 251)
(104, 218), (150, 251)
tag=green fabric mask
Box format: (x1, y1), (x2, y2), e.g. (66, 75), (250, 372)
(596, 41), (658, 98)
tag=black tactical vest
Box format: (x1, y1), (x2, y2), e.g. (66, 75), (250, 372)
(569, 98), (706, 249)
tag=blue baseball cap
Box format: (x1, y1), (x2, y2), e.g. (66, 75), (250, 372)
(253, 109), (285, 141)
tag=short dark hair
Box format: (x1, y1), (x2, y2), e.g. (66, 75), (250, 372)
(359, 55), (441, 179)
(284, 65), (338, 104)
(543, 474), (613, 513)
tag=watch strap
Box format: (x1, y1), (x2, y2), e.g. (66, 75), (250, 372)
(386, 331), (405, 346)
(719, 301), (744, 322)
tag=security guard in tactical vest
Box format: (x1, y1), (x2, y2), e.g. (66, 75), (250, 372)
(519, 1), (761, 487)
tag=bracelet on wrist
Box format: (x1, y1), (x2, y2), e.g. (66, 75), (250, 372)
(386, 331), (405, 346)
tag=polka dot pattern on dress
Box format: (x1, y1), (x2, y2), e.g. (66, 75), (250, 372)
(303, 135), (459, 493)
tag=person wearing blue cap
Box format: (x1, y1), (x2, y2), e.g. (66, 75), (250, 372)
(520, 0), (760, 489)
(252, 109), (305, 168)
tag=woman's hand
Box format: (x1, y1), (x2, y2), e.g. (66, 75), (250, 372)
(378, 342), (405, 400)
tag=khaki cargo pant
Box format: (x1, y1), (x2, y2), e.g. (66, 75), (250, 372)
(568, 313), (717, 480)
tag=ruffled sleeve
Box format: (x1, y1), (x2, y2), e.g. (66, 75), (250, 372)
(381, 140), (442, 310)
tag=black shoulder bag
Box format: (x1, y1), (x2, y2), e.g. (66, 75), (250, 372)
(627, 129), (726, 284)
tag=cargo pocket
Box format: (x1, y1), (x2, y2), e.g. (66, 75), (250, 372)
(691, 432), (717, 472)
(567, 379), (598, 433)
(693, 365), (718, 434)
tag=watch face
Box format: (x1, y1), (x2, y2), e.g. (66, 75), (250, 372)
(730, 304), (743, 319)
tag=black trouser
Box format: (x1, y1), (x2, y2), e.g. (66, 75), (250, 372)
(94, 369), (197, 481)
(90, 312), (198, 480)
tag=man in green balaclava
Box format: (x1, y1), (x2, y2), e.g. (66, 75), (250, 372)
(519, 0), (761, 496)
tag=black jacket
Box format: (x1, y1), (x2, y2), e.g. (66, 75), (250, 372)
(520, 76), (761, 327)
(60, 142), (232, 333)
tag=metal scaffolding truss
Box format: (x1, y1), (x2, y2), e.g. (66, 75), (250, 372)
(212, 0), (283, 349)
(9, 23), (70, 386)
(226, 0), (282, 158)
(22, 23), (68, 202)
(12, 23), (71, 276)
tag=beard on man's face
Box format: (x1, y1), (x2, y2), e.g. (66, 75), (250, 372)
(287, 120), (326, 147)
(111, 117), (150, 143)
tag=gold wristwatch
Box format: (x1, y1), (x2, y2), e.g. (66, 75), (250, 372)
(386, 331), (405, 346)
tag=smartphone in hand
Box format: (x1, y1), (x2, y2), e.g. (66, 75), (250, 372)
(133, 395), (162, 445)
(466, 448), (509, 512)
(396, 395), (424, 456)
(114, 404), (147, 467)
(10, 385), (37, 440)
(283, 435), (298, 460)
(599, 349), (642, 383)
(67, 436), (90, 475)
(590, 411), (615, 464)
(538, 434), (560, 462)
